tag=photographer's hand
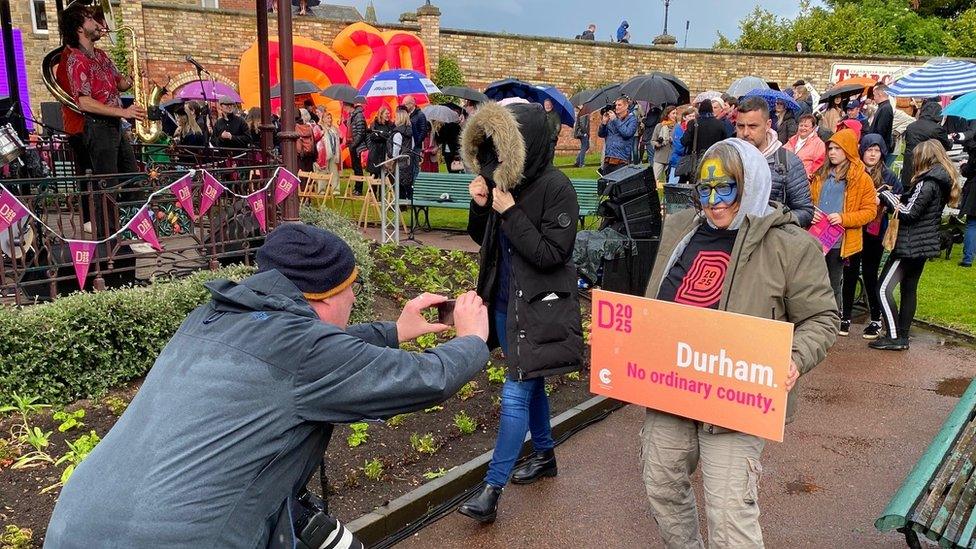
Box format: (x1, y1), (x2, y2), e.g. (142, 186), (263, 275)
(396, 293), (450, 343)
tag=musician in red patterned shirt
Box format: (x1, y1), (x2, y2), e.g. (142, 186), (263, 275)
(59, 5), (146, 237)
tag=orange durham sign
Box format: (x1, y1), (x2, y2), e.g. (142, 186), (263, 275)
(589, 289), (794, 442)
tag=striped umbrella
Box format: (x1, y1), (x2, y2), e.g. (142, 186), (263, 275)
(358, 69), (440, 98)
(888, 59), (976, 97)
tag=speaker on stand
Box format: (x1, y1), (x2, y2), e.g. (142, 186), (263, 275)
(595, 164), (662, 296)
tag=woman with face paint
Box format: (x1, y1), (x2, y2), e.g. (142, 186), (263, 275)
(640, 139), (838, 548)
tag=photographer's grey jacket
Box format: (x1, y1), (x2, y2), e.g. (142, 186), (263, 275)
(44, 270), (488, 549)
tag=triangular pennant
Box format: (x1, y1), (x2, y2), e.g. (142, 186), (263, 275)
(67, 240), (97, 289)
(126, 207), (163, 252)
(0, 184), (29, 233)
(246, 190), (268, 233)
(273, 167), (300, 205)
(169, 173), (197, 221)
(199, 171), (225, 218)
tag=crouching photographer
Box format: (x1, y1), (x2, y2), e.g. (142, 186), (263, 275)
(44, 224), (490, 548)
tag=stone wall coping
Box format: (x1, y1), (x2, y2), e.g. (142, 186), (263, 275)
(139, 0), (417, 31)
(439, 26), (971, 64)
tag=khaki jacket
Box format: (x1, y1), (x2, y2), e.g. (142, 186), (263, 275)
(645, 205), (839, 427)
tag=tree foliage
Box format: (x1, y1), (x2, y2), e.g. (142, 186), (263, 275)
(716, 0), (976, 57)
(430, 56), (465, 105)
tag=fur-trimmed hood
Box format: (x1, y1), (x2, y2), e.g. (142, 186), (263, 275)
(460, 101), (552, 192)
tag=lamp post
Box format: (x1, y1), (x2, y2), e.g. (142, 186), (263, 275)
(663, 0), (671, 36)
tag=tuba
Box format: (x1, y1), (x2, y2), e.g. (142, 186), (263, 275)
(41, 0), (167, 142)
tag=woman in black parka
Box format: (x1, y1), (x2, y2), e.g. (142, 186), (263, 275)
(457, 101), (583, 523)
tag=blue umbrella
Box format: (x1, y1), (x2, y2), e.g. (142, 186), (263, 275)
(943, 91), (976, 120)
(743, 88), (801, 114)
(358, 69), (440, 98)
(888, 59), (976, 97)
(483, 78), (575, 125)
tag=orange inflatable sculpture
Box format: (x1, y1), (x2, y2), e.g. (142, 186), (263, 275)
(238, 23), (431, 166)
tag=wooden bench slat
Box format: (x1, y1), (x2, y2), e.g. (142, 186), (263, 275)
(912, 420), (976, 528)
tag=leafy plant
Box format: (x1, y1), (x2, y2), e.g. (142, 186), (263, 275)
(0, 524), (33, 549)
(453, 411), (477, 435)
(386, 413), (410, 428)
(423, 405), (443, 413)
(102, 396), (129, 416)
(431, 55), (465, 105)
(486, 364), (507, 384)
(53, 409), (86, 433)
(11, 426), (54, 469)
(423, 467), (449, 480)
(414, 333), (438, 350)
(362, 458), (384, 481)
(0, 394), (51, 425)
(410, 432), (439, 455)
(565, 371), (581, 381)
(48, 430), (101, 490)
(457, 381), (479, 401)
(346, 423), (370, 448)
(545, 383), (554, 397)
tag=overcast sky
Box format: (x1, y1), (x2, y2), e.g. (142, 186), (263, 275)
(331, 1), (821, 49)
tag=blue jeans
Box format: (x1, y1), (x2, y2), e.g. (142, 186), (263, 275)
(484, 311), (555, 488)
(963, 216), (976, 265)
(575, 136), (589, 167)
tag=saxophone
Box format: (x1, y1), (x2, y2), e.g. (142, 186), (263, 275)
(40, 0), (166, 143)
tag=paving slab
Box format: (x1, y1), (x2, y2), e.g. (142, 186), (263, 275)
(396, 326), (975, 548)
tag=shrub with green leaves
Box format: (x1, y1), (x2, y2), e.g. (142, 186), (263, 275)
(0, 208), (373, 406)
(453, 411), (477, 435)
(363, 458), (383, 481)
(410, 432), (438, 455)
(346, 422), (369, 448)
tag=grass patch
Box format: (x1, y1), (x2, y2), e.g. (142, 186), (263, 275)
(915, 246), (976, 335)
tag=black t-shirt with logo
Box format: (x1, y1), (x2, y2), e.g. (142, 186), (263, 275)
(657, 224), (737, 309)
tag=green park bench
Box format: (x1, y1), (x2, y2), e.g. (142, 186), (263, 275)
(409, 172), (600, 231)
(876, 379), (976, 548)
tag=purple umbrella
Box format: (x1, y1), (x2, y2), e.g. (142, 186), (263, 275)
(176, 81), (242, 102)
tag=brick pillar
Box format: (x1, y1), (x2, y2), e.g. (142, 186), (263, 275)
(415, 2), (440, 74)
(16, 0), (57, 117)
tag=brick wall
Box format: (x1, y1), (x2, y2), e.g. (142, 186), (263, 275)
(15, 0), (946, 149)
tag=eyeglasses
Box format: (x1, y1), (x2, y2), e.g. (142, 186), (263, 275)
(351, 277), (362, 296)
(695, 181), (738, 205)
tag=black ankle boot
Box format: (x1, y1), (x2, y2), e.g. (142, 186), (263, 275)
(458, 483), (502, 523)
(511, 449), (557, 485)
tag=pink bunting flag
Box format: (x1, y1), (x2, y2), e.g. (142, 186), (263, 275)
(126, 207), (163, 251)
(273, 168), (300, 205)
(0, 184), (28, 233)
(67, 240), (97, 289)
(246, 190), (268, 233)
(199, 171), (224, 218)
(170, 173), (197, 221)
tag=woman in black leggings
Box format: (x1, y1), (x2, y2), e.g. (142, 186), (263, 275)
(842, 134), (902, 339)
(871, 139), (961, 350)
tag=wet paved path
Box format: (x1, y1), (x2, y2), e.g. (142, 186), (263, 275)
(398, 326), (975, 548)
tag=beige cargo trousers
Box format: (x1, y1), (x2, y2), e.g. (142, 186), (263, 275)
(639, 409), (766, 548)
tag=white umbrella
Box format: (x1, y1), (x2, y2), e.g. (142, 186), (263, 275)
(422, 105), (459, 123)
(727, 76), (769, 98)
(693, 90), (723, 104)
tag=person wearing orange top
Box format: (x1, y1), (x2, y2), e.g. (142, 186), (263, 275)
(809, 128), (879, 329)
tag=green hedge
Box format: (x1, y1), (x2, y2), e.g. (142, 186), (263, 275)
(0, 207), (375, 406)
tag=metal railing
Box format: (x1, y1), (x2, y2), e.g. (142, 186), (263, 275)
(1, 163), (281, 305)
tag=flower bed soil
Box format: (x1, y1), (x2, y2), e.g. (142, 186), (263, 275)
(0, 247), (596, 546)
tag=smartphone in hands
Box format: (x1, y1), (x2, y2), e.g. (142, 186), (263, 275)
(437, 300), (456, 326)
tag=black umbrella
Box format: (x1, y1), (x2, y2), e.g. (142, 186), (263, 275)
(619, 72), (690, 106)
(441, 86), (489, 103)
(270, 79), (321, 98)
(579, 83), (622, 115)
(483, 78), (537, 101)
(818, 83), (864, 105)
(320, 84), (364, 104)
(570, 89), (593, 107)
(161, 98), (185, 111)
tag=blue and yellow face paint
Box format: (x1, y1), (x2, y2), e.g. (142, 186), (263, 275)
(696, 159), (739, 206)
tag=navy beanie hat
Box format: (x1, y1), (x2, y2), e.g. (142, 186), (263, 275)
(256, 224), (358, 299)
